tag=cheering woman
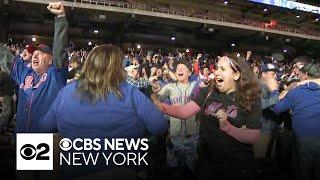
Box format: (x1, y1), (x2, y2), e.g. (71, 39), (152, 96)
(153, 54), (262, 180)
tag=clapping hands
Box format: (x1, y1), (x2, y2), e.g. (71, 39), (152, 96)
(215, 109), (228, 129)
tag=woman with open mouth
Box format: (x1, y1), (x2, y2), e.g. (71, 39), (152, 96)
(153, 54), (262, 180)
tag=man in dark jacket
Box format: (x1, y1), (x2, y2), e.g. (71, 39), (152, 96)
(0, 71), (15, 133)
(255, 63), (279, 158)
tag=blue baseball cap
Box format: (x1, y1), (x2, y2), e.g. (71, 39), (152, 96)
(261, 63), (277, 73)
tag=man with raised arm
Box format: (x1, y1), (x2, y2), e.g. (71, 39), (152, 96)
(0, 2), (68, 133)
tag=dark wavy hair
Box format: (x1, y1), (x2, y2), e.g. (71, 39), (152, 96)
(209, 53), (261, 113)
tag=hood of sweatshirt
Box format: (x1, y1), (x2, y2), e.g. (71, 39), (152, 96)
(301, 82), (320, 90)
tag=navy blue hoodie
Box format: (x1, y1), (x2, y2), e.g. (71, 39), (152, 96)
(272, 82), (320, 138)
(41, 82), (168, 138)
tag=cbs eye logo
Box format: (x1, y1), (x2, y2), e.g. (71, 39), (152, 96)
(20, 143), (50, 160)
(59, 138), (72, 151)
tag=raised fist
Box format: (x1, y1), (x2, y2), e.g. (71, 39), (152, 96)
(47, 2), (65, 17)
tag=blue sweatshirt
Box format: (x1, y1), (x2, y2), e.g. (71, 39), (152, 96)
(271, 82), (320, 138)
(41, 82), (168, 138)
(7, 17), (69, 133)
(12, 57), (67, 133)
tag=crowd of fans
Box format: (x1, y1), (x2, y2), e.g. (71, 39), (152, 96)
(70, 0), (320, 37)
(1, 2), (320, 180)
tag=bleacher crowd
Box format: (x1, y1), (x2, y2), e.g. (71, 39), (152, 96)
(1, 2), (320, 180)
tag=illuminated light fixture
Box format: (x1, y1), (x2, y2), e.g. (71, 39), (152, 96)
(283, 49), (288, 53)
(316, 18), (319, 21)
(264, 8), (268, 12)
(171, 37), (176, 41)
(249, 0), (320, 15)
(224, 1), (228, 5)
(237, 53), (240, 57)
(296, 15), (300, 18)
(98, 15), (106, 19)
(94, 30), (99, 34)
(186, 49), (190, 53)
(88, 41), (92, 46)
(32, 37), (36, 42)
(231, 43), (236, 47)
(137, 44), (141, 49)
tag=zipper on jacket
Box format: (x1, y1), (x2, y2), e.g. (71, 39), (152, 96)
(26, 92), (34, 132)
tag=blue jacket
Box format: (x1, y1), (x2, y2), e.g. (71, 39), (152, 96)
(0, 17), (69, 132)
(12, 58), (67, 132)
(41, 82), (168, 138)
(271, 82), (320, 138)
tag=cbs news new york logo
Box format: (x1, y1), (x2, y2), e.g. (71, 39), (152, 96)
(16, 133), (53, 170)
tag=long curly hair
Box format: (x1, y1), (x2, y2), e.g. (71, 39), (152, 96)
(76, 44), (125, 103)
(209, 53), (261, 114)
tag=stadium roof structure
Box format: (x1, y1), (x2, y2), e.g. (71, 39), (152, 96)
(0, 0), (319, 58)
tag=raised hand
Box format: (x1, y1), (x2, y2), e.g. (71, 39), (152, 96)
(149, 76), (158, 82)
(151, 81), (161, 93)
(47, 2), (65, 17)
(21, 49), (29, 61)
(246, 50), (252, 60)
(162, 63), (169, 70)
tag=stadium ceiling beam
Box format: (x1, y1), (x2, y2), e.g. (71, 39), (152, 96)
(12, 0), (320, 41)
